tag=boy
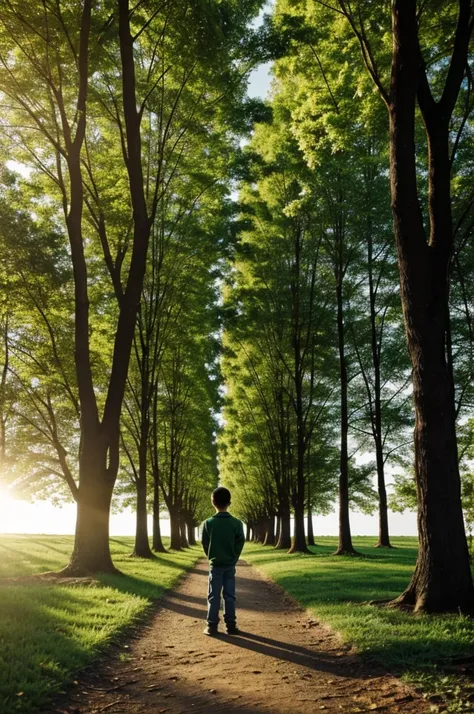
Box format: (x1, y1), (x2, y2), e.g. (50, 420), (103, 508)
(201, 486), (245, 636)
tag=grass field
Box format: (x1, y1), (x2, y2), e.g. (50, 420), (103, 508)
(0, 535), (201, 714)
(2, 535), (473, 714)
(244, 537), (474, 713)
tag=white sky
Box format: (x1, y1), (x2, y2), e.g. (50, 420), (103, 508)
(0, 492), (416, 537)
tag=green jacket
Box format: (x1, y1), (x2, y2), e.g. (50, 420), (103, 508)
(201, 512), (245, 567)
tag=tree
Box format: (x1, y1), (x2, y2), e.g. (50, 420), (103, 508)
(333, 0), (474, 611)
(117, 47), (235, 557)
(266, 7), (405, 553)
(347, 154), (412, 549)
(0, 177), (81, 506)
(221, 111), (338, 552)
(0, 0), (141, 574)
(0, 0), (260, 573)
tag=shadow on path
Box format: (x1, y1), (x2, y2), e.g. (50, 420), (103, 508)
(47, 557), (427, 714)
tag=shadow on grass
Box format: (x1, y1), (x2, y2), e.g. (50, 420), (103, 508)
(97, 571), (169, 600)
(98, 549), (201, 600)
(0, 538), (200, 714)
(26, 539), (74, 556)
(244, 543), (474, 676)
(0, 584), (118, 714)
(0, 543), (66, 578)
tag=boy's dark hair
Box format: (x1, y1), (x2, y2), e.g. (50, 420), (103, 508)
(212, 486), (231, 507)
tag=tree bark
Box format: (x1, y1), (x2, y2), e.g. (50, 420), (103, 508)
(288, 226), (310, 555)
(152, 476), (166, 552)
(386, 1), (474, 611)
(132, 473), (153, 558)
(307, 504), (315, 547)
(366, 215), (392, 549)
(169, 505), (182, 550)
(275, 498), (292, 549)
(275, 514), (281, 546)
(334, 279), (356, 556)
(375, 440), (391, 548)
(290, 499), (308, 554)
(263, 515), (275, 545)
(254, 518), (266, 543)
(0, 313), (9, 466)
(67, 441), (118, 574)
(187, 518), (197, 546)
(180, 512), (189, 548)
(131, 401), (154, 557)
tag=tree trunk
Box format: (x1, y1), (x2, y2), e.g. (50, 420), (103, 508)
(132, 417), (153, 558)
(180, 513), (189, 548)
(66, 442), (118, 575)
(375, 440), (391, 548)
(288, 226), (310, 555)
(245, 523), (251, 542)
(257, 518), (268, 543)
(152, 475), (166, 552)
(275, 498), (292, 549)
(289, 494), (309, 552)
(263, 515), (275, 546)
(366, 213), (392, 549)
(132, 474), (153, 558)
(289, 497), (308, 554)
(169, 505), (182, 550)
(187, 518), (197, 546)
(0, 314), (9, 467)
(334, 280), (356, 556)
(307, 506), (315, 548)
(307, 477), (315, 547)
(254, 519), (263, 543)
(275, 514), (281, 546)
(387, 1), (474, 611)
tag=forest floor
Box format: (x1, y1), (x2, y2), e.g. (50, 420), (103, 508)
(49, 558), (430, 714)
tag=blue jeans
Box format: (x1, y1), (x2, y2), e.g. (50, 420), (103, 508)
(207, 565), (236, 625)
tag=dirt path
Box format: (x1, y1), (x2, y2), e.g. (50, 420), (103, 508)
(52, 560), (428, 714)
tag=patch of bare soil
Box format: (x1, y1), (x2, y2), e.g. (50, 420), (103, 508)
(0, 573), (97, 587)
(47, 560), (429, 714)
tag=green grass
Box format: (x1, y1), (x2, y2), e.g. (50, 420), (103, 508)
(0, 535), (201, 714)
(244, 537), (474, 713)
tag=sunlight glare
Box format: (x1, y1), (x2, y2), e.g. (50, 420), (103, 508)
(0, 486), (79, 534)
(0, 487), (172, 536)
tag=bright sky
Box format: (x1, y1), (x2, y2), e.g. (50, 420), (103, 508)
(0, 485), (416, 537)
(0, 4), (417, 539)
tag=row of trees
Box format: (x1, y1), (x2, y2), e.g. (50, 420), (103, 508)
(0, 0), (263, 571)
(0, 0), (473, 615)
(220, 102), (410, 555)
(221, 0), (474, 613)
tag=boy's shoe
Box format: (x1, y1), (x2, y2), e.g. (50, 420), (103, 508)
(203, 623), (218, 636)
(226, 624), (241, 635)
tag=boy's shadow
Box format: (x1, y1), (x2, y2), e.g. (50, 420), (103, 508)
(216, 630), (365, 679)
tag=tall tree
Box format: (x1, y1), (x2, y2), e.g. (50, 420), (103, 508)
(333, 0), (474, 610)
(0, 0), (260, 573)
(222, 112), (339, 552)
